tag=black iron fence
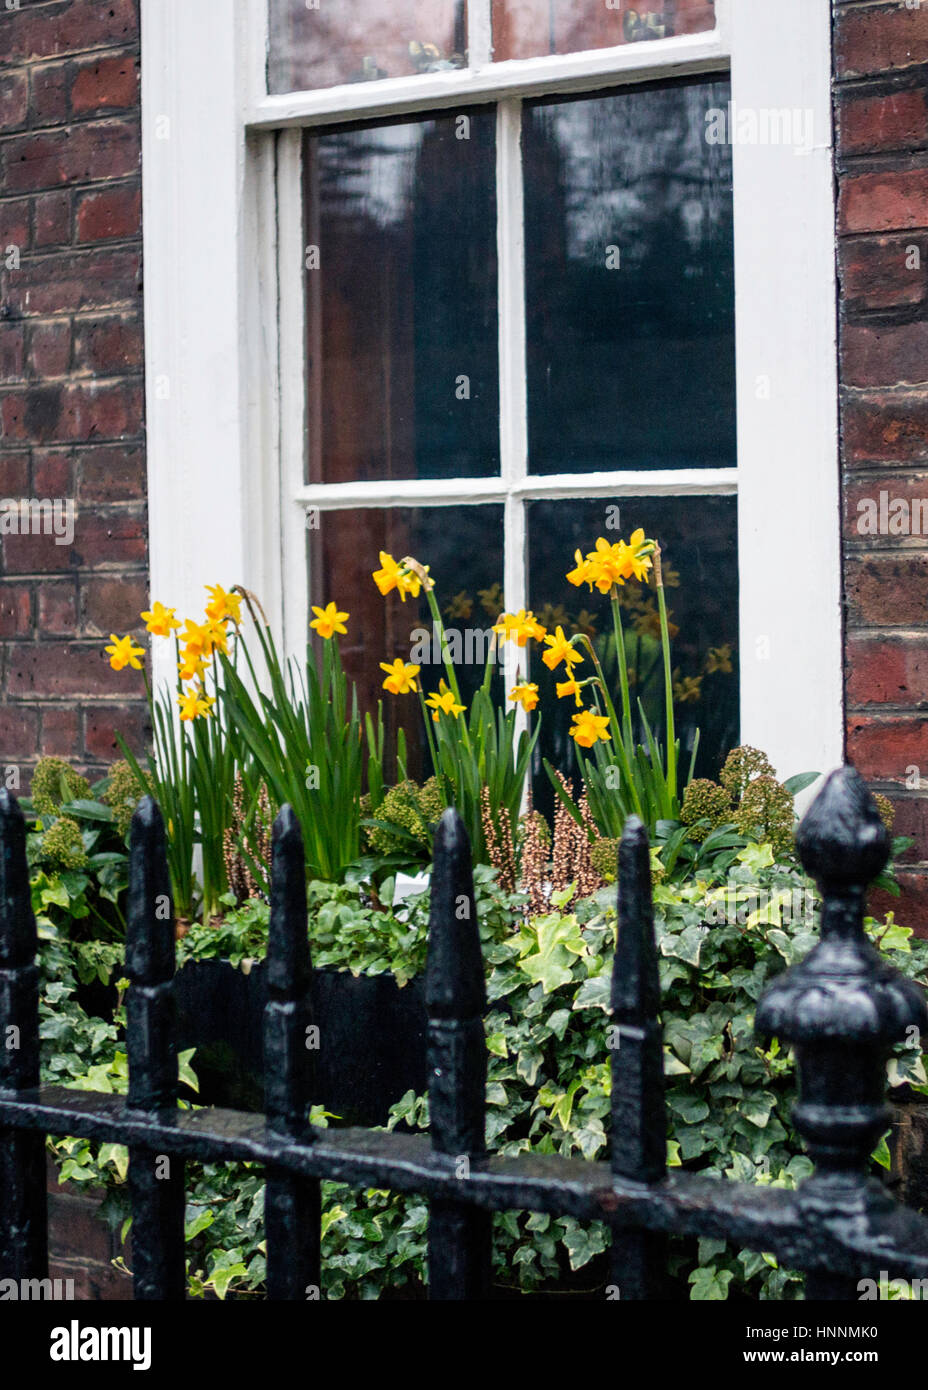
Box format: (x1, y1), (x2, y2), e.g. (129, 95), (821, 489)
(3, 766), (928, 1300)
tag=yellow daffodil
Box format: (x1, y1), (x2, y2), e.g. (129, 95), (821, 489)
(202, 618), (229, 656)
(492, 609), (547, 647)
(704, 644), (733, 675)
(425, 679), (466, 721)
(569, 708), (611, 748)
(204, 584), (243, 625)
(379, 658), (420, 695)
(178, 653), (209, 682)
(508, 682), (539, 712)
(566, 548), (593, 589)
(140, 601), (180, 637)
(372, 552), (421, 602)
(541, 625), (583, 672)
(310, 601), (349, 640)
(556, 677), (584, 708)
(106, 634), (145, 672)
(179, 619), (210, 658)
(177, 689), (215, 721)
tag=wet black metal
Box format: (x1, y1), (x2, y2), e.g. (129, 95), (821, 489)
(610, 817), (667, 1299)
(425, 808), (491, 1300)
(0, 789), (47, 1281)
(264, 806), (321, 1300)
(125, 797), (186, 1301)
(3, 769), (928, 1301)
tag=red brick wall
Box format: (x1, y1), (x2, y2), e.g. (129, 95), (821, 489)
(0, 0), (148, 786)
(835, 1), (928, 929)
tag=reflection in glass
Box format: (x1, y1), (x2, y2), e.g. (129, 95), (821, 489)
(310, 505), (504, 781)
(302, 111), (499, 485)
(492, 0), (715, 61)
(523, 78), (735, 473)
(269, 0), (467, 93)
(527, 495), (738, 821)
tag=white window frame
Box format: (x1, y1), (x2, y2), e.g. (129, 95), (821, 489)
(141, 0), (842, 785)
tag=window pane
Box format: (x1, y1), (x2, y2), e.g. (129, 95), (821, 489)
(303, 112), (499, 484)
(523, 78), (735, 474)
(309, 505), (504, 780)
(269, 0), (468, 93)
(527, 495), (738, 821)
(492, 0), (715, 61)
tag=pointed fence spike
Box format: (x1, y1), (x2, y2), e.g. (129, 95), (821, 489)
(425, 806), (491, 1299)
(610, 814), (667, 1299)
(0, 790), (47, 1282)
(756, 765), (928, 1301)
(264, 804), (321, 1299)
(124, 795), (185, 1300)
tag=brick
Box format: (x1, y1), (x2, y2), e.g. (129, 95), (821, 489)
(0, 197), (30, 249)
(0, 582), (32, 638)
(81, 574), (146, 634)
(840, 168), (928, 234)
(872, 791), (928, 861)
(71, 53), (139, 116)
(5, 641), (131, 699)
(26, 319), (71, 378)
(40, 706), (79, 757)
(870, 876), (928, 937)
(0, 518), (77, 576)
(38, 580), (77, 634)
(33, 189), (71, 247)
(1, 0), (138, 68)
(76, 444), (144, 503)
(842, 320), (928, 388)
(845, 473), (928, 544)
(1, 119), (140, 195)
(30, 61), (69, 127)
(838, 233), (927, 311)
(846, 633), (928, 706)
(33, 450), (73, 497)
(835, 4), (928, 80)
(48, 1189), (120, 1264)
(0, 454), (29, 494)
(837, 85), (928, 157)
(845, 551), (928, 625)
(0, 71), (28, 133)
(72, 314), (141, 374)
(84, 701), (149, 759)
(75, 183), (140, 244)
(0, 706), (39, 759)
(0, 320), (25, 380)
(1, 380), (143, 445)
(70, 507), (147, 567)
(846, 713), (928, 779)
(47, 1258), (134, 1303)
(2, 247), (139, 316)
(843, 390), (928, 464)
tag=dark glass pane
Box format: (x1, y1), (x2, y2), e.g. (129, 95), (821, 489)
(309, 505), (504, 781)
(492, 0), (715, 62)
(303, 111), (499, 483)
(269, 0), (467, 93)
(527, 495), (738, 821)
(523, 78), (735, 474)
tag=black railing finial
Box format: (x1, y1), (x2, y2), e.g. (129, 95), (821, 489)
(756, 766), (928, 1299)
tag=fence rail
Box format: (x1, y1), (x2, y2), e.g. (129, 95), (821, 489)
(3, 767), (928, 1300)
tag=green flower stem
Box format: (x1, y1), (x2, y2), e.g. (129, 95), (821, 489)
(577, 633), (644, 821)
(609, 586), (635, 752)
(654, 547), (677, 799)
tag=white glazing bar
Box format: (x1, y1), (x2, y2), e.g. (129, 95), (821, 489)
(277, 128), (310, 662)
(468, 0), (493, 70)
(292, 467), (738, 511)
(247, 30), (728, 129)
(245, 0), (269, 107)
(497, 98), (529, 731)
